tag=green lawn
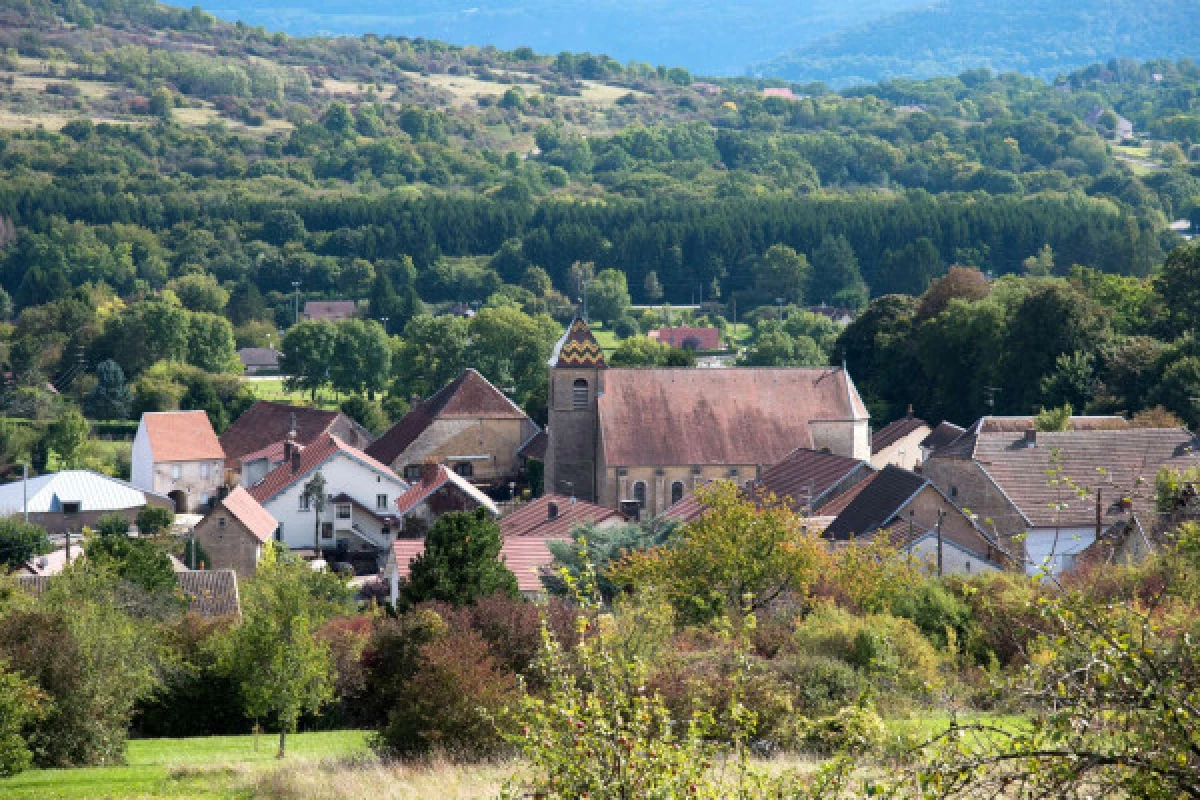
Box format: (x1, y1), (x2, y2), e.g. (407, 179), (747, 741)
(242, 377), (343, 410)
(0, 730), (370, 800)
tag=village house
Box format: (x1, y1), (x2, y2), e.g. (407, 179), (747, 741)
(545, 317), (870, 515)
(385, 494), (620, 604)
(647, 326), (723, 351)
(919, 421), (967, 461)
(220, 401), (373, 483)
(301, 300), (358, 323)
(237, 347), (280, 375)
(823, 465), (1008, 575)
(246, 432), (408, 561)
(366, 369), (540, 490)
(870, 410), (932, 470)
(921, 417), (1200, 575)
(132, 411), (225, 513)
(755, 446), (875, 512)
(0, 469), (174, 536)
(394, 461), (499, 537)
(191, 486), (279, 576)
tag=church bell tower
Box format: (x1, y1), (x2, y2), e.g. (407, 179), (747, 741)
(544, 317), (606, 503)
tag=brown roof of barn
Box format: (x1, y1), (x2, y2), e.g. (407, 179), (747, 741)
(871, 414), (930, 454)
(754, 448), (872, 511)
(919, 421), (966, 452)
(501, 494), (625, 540)
(936, 415), (1128, 459)
(824, 466), (929, 541)
(957, 427), (1200, 528)
(366, 369), (531, 466)
(141, 411), (225, 462)
(597, 367), (867, 467)
(17, 569), (241, 617)
(220, 402), (344, 470)
(216, 486), (278, 543)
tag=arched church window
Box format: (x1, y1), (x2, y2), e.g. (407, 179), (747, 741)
(632, 481), (647, 509)
(671, 481), (685, 505)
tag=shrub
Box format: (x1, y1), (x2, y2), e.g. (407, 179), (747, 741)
(135, 506), (174, 537)
(890, 581), (974, 651)
(776, 653), (867, 716)
(612, 315), (639, 339)
(374, 619), (517, 759)
(0, 662), (43, 776)
(802, 703), (886, 755)
(793, 604), (942, 694)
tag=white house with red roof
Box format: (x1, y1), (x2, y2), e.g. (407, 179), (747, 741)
(132, 411), (226, 513)
(245, 431), (409, 556)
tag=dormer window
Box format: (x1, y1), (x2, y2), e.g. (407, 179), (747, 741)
(572, 379), (589, 409)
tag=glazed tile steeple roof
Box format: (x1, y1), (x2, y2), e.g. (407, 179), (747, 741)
(551, 317), (607, 368)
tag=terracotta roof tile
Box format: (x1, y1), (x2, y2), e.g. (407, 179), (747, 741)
(247, 433), (401, 505)
(217, 486), (278, 543)
(754, 448), (872, 511)
(648, 327), (722, 350)
(302, 300), (357, 321)
(141, 411), (225, 462)
(597, 367), (867, 467)
(367, 370), (529, 465)
(872, 415), (930, 454)
(390, 536), (560, 593)
(500, 494), (624, 540)
(394, 464), (498, 516)
(220, 401), (343, 469)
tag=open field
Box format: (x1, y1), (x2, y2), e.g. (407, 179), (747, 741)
(0, 730), (371, 800)
(242, 377), (343, 410)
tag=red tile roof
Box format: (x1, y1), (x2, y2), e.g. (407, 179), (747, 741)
(871, 415), (931, 455)
(247, 433), (401, 505)
(367, 369), (530, 465)
(220, 401), (343, 469)
(597, 367), (867, 467)
(662, 492), (707, 523)
(500, 494), (624, 540)
(302, 300), (357, 321)
(390, 536), (561, 593)
(394, 463), (499, 516)
(218, 486), (279, 543)
(552, 318), (606, 368)
(648, 327), (722, 350)
(754, 447), (871, 511)
(141, 411), (225, 462)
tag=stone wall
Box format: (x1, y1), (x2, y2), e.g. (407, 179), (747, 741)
(192, 513), (263, 577)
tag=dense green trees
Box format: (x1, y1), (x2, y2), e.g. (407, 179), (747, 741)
(399, 510), (519, 609)
(0, 518), (51, 571)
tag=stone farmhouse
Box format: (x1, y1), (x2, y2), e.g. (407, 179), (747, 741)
(192, 486), (279, 576)
(367, 369), (540, 490)
(544, 317), (870, 515)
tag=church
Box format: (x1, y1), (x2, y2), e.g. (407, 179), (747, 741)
(544, 318), (871, 515)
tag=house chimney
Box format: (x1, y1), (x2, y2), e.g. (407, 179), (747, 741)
(420, 457), (440, 484)
(547, 501), (559, 520)
(907, 404), (914, 418)
(290, 443), (304, 471)
(1024, 429), (1037, 447)
(284, 414), (299, 464)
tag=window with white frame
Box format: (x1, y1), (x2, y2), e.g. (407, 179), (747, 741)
(336, 504), (352, 520)
(171, 464), (182, 480)
(298, 493), (311, 512)
(376, 494), (388, 510)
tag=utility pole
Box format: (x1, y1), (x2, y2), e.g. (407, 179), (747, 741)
(292, 281), (301, 326)
(581, 280), (591, 322)
(984, 386), (1002, 412)
(22, 462), (28, 523)
(936, 509), (946, 577)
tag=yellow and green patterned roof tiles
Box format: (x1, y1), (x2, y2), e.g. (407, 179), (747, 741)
(554, 317), (607, 368)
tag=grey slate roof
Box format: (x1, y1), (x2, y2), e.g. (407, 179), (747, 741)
(824, 465), (928, 541)
(14, 569), (241, 618)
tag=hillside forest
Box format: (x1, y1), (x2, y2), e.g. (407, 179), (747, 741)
(0, 0), (1196, 473)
